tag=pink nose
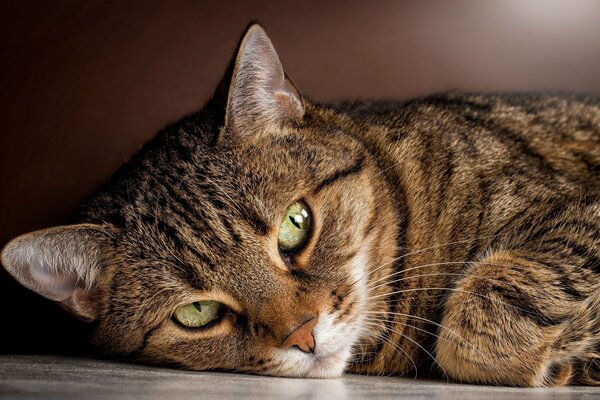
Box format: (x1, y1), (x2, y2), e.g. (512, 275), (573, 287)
(281, 318), (318, 353)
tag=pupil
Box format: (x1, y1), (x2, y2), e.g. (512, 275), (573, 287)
(193, 303), (203, 312)
(289, 215), (302, 229)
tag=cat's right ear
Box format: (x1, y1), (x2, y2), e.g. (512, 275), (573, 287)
(219, 24), (305, 140)
(1, 224), (113, 322)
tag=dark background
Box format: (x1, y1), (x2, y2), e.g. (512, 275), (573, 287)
(1, 0), (600, 353)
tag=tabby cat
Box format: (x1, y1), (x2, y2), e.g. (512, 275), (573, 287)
(3, 24), (600, 387)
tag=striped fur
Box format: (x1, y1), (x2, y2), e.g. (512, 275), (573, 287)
(3, 25), (600, 386)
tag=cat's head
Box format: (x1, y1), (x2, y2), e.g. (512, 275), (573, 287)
(1, 25), (397, 377)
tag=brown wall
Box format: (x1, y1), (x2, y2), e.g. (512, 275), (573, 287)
(1, 0), (600, 352)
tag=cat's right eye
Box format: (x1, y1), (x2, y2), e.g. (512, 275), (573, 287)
(173, 300), (223, 328)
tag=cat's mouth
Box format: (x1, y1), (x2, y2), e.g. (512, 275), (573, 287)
(268, 312), (361, 378)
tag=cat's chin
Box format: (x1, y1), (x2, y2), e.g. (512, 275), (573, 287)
(302, 352), (349, 378)
(269, 346), (350, 378)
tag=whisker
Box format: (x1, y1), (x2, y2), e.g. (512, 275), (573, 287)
(353, 329), (419, 379)
(367, 263), (524, 293)
(366, 233), (504, 279)
(366, 286), (535, 316)
(363, 321), (449, 382)
(364, 312), (489, 362)
(364, 317), (497, 374)
(368, 259), (518, 289)
(363, 317), (470, 368)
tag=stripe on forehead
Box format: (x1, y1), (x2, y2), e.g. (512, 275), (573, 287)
(314, 156), (365, 194)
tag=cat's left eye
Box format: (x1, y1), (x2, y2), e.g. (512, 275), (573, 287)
(173, 300), (222, 328)
(278, 201), (312, 253)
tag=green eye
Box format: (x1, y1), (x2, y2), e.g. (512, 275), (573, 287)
(278, 201), (312, 252)
(173, 301), (222, 328)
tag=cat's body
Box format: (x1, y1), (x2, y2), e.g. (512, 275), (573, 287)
(3, 25), (600, 387)
(331, 94), (600, 385)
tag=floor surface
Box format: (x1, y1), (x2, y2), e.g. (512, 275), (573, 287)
(1, 355), (600, 399)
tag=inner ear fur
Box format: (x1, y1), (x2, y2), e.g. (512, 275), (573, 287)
(1, 223), (114, 321)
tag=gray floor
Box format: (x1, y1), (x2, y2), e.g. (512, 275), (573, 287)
(1, 355), (600, 399)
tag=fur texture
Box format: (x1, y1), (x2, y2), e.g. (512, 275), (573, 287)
(3, 25), (600, 386)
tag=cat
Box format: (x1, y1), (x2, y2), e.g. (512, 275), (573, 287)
(2, 23), (600, 387)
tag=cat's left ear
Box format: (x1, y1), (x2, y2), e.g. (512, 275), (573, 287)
(223, 24), (304, 138)
(1, 224), (113, 322)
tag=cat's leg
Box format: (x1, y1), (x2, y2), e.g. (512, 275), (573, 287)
(435, 250), (600, 387)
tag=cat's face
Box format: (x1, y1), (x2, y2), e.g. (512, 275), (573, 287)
(1, 25), (397, 377)
(93, 124), (379, 377)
